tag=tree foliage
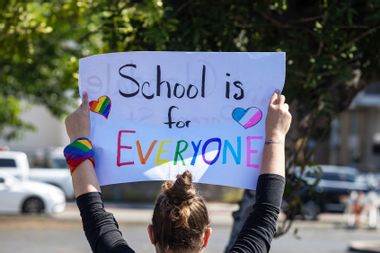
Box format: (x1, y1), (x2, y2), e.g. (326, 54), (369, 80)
(1, 0), (380, 239)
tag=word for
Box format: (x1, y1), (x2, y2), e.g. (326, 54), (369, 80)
(116, 130), (263, 168)
(163, 106), (191, 129)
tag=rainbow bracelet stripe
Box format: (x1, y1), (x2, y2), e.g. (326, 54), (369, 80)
(64, 137), (95, 174)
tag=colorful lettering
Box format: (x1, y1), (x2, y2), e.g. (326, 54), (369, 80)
(174, 140), (189, 165)
(155, 140), (173, 165)
(246, 136), (263, 168)
(190, 140), (202, 165)
(117, 130), (136, 166)
(222, 137), (241, 164)
(202, 138), (222, 165)
(116, 130), (264, 169)
(136, 140), (157, 164)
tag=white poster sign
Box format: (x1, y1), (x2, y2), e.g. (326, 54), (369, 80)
(79, 52), (285, 189)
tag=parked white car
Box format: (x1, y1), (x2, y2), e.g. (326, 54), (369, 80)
(0, 172), (66, 214)
(0, 151), (74, 199)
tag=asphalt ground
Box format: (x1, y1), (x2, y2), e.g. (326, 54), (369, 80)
(0, 202), (379, 253)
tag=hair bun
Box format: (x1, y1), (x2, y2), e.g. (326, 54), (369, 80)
(152, 170), (210, 249)
(163, 170), (196, 206)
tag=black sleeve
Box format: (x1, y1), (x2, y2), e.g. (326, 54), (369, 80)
(76, 192), (135, 253)
(229, 174), (285, 253)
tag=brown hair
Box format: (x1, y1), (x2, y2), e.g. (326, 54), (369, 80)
(152, 170), (210, 252)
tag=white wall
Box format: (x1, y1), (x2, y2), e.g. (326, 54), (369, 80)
(0, 104), (70, 153)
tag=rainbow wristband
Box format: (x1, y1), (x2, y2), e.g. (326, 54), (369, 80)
(64, 137), (95, 174)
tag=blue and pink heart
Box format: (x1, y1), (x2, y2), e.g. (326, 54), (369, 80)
(232, 107), (262, 129)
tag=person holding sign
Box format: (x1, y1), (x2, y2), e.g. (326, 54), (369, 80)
(64, 90), (291, 253)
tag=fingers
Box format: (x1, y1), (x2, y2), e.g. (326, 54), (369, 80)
(270, 91), (278, 104)
(270, 90), (286, 105)
(283, 103), (289, 111)
(81, 92), (89, 112)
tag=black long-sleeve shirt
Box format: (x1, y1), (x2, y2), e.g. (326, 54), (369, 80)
(76, 174), (285, 253)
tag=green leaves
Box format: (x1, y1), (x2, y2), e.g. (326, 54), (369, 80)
(1, 0), (379, 146)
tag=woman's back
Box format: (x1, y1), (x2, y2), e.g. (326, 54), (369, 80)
(66, 91), (291, 253)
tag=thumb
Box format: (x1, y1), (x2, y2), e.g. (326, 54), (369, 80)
(81, 92), (89, 113)
(270, 90), (279, 104)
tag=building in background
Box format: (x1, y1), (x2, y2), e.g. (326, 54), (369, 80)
(0, 104), (69, 166)
(329, 81), (380, 171)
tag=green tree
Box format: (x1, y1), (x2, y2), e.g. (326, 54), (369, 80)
(0, 1), (80, 138)
(1, 0), (380, 245)
(0, 0), (174, 138)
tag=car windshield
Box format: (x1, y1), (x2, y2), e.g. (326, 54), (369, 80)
(0, 158), (17, 168)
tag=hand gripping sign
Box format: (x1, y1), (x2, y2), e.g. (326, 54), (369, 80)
(79, 52), (285, 190)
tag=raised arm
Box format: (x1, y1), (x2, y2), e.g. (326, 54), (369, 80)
(65, 92), (100, 197)
(65, 93), (134, 253)
(229, 91), (291, 253)
(260, 91), (291, 177)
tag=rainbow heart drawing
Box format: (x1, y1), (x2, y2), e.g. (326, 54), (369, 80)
(232, 107), (262, 129)
(89, 95), (111, 119)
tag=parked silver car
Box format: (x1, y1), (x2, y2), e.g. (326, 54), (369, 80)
(289, 165), (369, 220)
